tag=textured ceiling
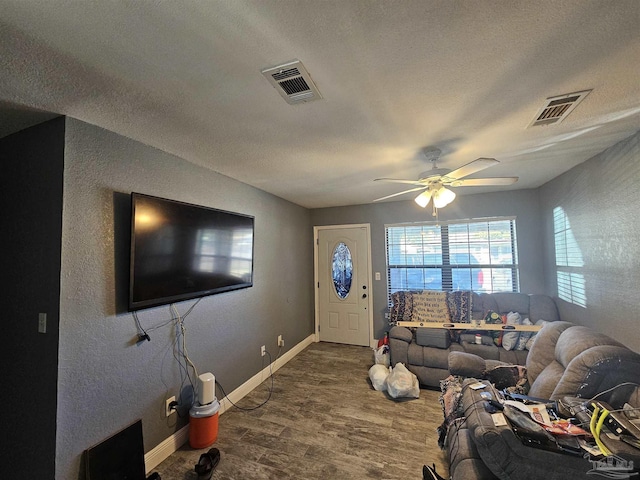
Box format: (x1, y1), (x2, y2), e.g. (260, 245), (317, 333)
(0, 0), (638, 208)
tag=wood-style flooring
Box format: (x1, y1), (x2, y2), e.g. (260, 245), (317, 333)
(150, 341), (448, 479)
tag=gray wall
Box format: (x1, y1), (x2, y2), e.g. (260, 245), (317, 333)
(56, 119), (314, 479)
(539, 130), (640, 351)
(1, 117), (64, 479)
(311, 188), (544, 339)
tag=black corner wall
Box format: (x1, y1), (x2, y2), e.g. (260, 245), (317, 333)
(1, 116), (65, 479)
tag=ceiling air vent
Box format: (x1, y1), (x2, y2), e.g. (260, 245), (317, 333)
(261, 60), (322, 105)
(528, 90), (592, 127)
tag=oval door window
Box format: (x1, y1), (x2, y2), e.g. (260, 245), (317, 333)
(332, 242), (353, 299)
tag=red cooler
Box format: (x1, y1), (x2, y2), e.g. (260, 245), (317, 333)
(189, 399), (220, 448)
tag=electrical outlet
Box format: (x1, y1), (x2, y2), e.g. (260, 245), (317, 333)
(165, 396), (176, 417)
(261, 345), (266, 356)
(278, 335), (284, 347)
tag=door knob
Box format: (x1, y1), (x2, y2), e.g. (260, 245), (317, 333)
(362, 293), (367, 298)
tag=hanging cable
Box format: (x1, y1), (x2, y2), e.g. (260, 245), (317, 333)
(170, 303), (201, 406)
(216, 348), (281, 411)
(132, 311), (150, 342)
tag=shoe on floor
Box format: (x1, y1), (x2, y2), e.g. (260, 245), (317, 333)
(194, 448), (220, 480)
(423, 463), (446, 480)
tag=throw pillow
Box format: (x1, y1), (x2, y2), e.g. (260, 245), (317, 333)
(525, 319), (548, 350)
(412, 290), (451, 323)
(501, 311), (522, 351)
(484, 310), (504, 346)
(515, 318), (533, 350)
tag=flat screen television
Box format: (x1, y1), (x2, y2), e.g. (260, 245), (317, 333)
(129, 193), (254, 310)
(85, 419), (146, 480)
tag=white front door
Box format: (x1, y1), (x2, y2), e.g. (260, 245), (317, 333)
(315, 225), (372, 346)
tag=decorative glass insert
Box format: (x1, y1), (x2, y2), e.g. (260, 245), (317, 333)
(332, 242), (353, 299)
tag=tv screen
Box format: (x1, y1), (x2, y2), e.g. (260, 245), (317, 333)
(129, 193), (254, 310)
(85, 419), (146, 480)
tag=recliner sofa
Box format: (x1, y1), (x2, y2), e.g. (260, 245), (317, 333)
(445, 320), (640, 479)
(389, 292), (560, 387)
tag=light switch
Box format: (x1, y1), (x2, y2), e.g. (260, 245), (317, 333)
(375, 272), (381, 281)
(38, 313), (47, 333)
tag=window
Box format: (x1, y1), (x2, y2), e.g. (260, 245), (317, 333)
(553, 206), (586, 307)
(386, 218), (518, 302)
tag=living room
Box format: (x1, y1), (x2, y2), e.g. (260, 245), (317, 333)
(1, 2), (639, 479)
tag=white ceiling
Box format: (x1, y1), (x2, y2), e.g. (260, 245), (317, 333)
(0, 0), (638, 209)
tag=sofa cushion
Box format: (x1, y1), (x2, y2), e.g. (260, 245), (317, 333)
(407, 342), (424, 365)
(528, 359), (566, 399)
(411, 344), (462, 370)
(407, 364), (451, 387)
(491, 292), (530, 315)
(555, 326), (623, 368)
(409, 343), (465, 369)
(525, 321), (574, 385)
(529, 294), (560, 322)
(498, 348), (528, 366)
(461, 341), (500, 360)
(448, 351), (486, 378)
(416, 328), (451, 349)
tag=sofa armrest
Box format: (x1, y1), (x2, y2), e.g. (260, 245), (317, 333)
(389, 325), (413, 342)
(448, 351), (488, 378)
(389, 326), (412, 366)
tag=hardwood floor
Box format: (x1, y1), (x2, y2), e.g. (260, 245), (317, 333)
(150, 342), (449, 479)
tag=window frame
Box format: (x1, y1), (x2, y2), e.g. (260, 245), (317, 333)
(385, 217), (519, 304)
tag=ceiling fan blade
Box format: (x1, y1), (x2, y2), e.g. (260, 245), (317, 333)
(446, 158), (499, 180)
(450, 177), (519, 187)
(374, 177), (425, 186)
(373, 186), (426, 202)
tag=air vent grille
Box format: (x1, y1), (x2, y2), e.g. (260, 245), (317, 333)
(272, 68), (300, 81)
(262, 60), (322, 105)
(278, 76), (310, 95)
(529, 90), (591, 127)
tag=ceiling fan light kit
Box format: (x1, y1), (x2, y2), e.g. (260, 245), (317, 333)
(375, 147), (518, 213)
(432, 186), (456, 208)
(414, 190), (433, 208)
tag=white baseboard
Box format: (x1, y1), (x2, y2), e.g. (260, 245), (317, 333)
(144, 333), (316, 473)
(144, 424), (189, 473)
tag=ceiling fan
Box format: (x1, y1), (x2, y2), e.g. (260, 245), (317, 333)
(374, 147), (518, 212)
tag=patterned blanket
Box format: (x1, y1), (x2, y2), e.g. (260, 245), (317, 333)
(389, 290), (472, 323)
(437, 375), (465, 448)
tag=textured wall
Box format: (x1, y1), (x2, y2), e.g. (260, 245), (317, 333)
(310, 188), (544, 339)
(539, 131), (640, 351)
(56, 119), (314, 479)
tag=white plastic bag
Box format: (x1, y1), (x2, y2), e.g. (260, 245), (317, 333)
(373, 345), (390, 367)
(386, 362), (420, 399)
(368, 364), (390, 391)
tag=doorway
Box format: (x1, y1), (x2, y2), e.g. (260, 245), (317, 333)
(314, 224), (373, 347)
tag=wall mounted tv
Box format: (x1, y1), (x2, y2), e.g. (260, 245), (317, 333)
(129, 193), (254, 310)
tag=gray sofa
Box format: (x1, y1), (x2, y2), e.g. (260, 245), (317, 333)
(389, 292), (560, 387)
(445, 320), (640, 480)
